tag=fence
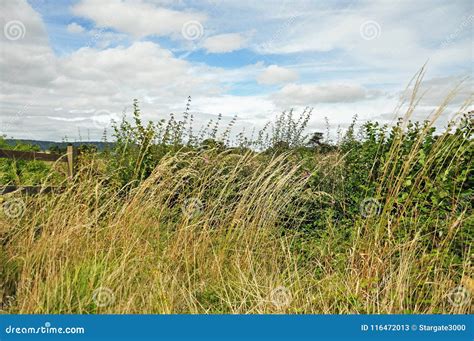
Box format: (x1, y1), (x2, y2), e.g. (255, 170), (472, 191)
(0, 145), (76, 195)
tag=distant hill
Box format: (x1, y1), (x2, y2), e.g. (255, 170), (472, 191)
(4, 139), (114, 151)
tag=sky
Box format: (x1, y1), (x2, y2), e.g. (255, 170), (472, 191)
(0, 0), (472, 141)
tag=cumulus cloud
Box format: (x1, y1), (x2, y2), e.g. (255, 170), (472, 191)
(0, 0), (57, 87)
(0, 1), (224, 140)
(257, 65), (298, 85)
(72, 0), (207, 38)
(405, 76), (474, 106)
(67, 22), (85, 34)
(253, 1), (472, 75)
(273, 83), (381, 107)
(202, 33), (246, 53)
(0, 0), (471, 141)
(0, 2), (267, 140)
(1, 40), (229, 139)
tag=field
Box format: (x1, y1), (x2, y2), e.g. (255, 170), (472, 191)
(1, 81), (473, 314)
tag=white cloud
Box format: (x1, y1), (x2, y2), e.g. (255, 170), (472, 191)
(406, 75), (473, 106)
(193, 94), (275, 121)
(0, 0), (224, 140)
(0, 0), (471, 142)
(251, 1), (472, 75)
(72, 0), (207, 38)
(257, 65), (298, 85)
(59, 42), (190, 88)
(67, 22), (85, 34)
(273, 83), (381, 107)
(0, 0), (57, 87)
(0, 3), (263, 141)
(202, 33), (246, 53)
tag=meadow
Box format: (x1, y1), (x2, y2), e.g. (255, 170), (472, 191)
(0, 74), (472, 314)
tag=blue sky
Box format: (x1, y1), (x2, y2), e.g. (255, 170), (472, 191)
(0, 0), (472, 140)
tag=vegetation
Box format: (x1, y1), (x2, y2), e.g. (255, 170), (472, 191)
(0, 139), (58, 186)
(0, 75), (472, 314)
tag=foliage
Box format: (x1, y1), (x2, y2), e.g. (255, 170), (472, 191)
(0, 137), (54, 185)
(0, 98), (472, 314)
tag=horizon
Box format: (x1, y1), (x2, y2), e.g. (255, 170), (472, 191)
(0, 0), (473, 141)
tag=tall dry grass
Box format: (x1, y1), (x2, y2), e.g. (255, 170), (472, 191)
(1, 146), (471, 314)
(0, 74), (472, 314)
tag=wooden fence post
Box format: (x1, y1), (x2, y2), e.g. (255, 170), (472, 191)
(67, 145), (76, 179)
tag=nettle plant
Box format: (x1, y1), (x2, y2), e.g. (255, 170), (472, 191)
(107, 99), (318, 187)
(108, 98), (238, 187)
(253, 108), (313, 151)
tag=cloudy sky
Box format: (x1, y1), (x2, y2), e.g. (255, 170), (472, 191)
(0, 0), (472, 141)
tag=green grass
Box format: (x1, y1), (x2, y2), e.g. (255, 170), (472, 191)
(1, 73), (472, 314)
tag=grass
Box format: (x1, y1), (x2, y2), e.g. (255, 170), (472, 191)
(0, 72), (472, 314)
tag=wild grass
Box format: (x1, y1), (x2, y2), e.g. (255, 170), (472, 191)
(0, 70), (472, 314)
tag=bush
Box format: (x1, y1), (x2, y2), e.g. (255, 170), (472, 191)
(0, 98), (472, 314)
